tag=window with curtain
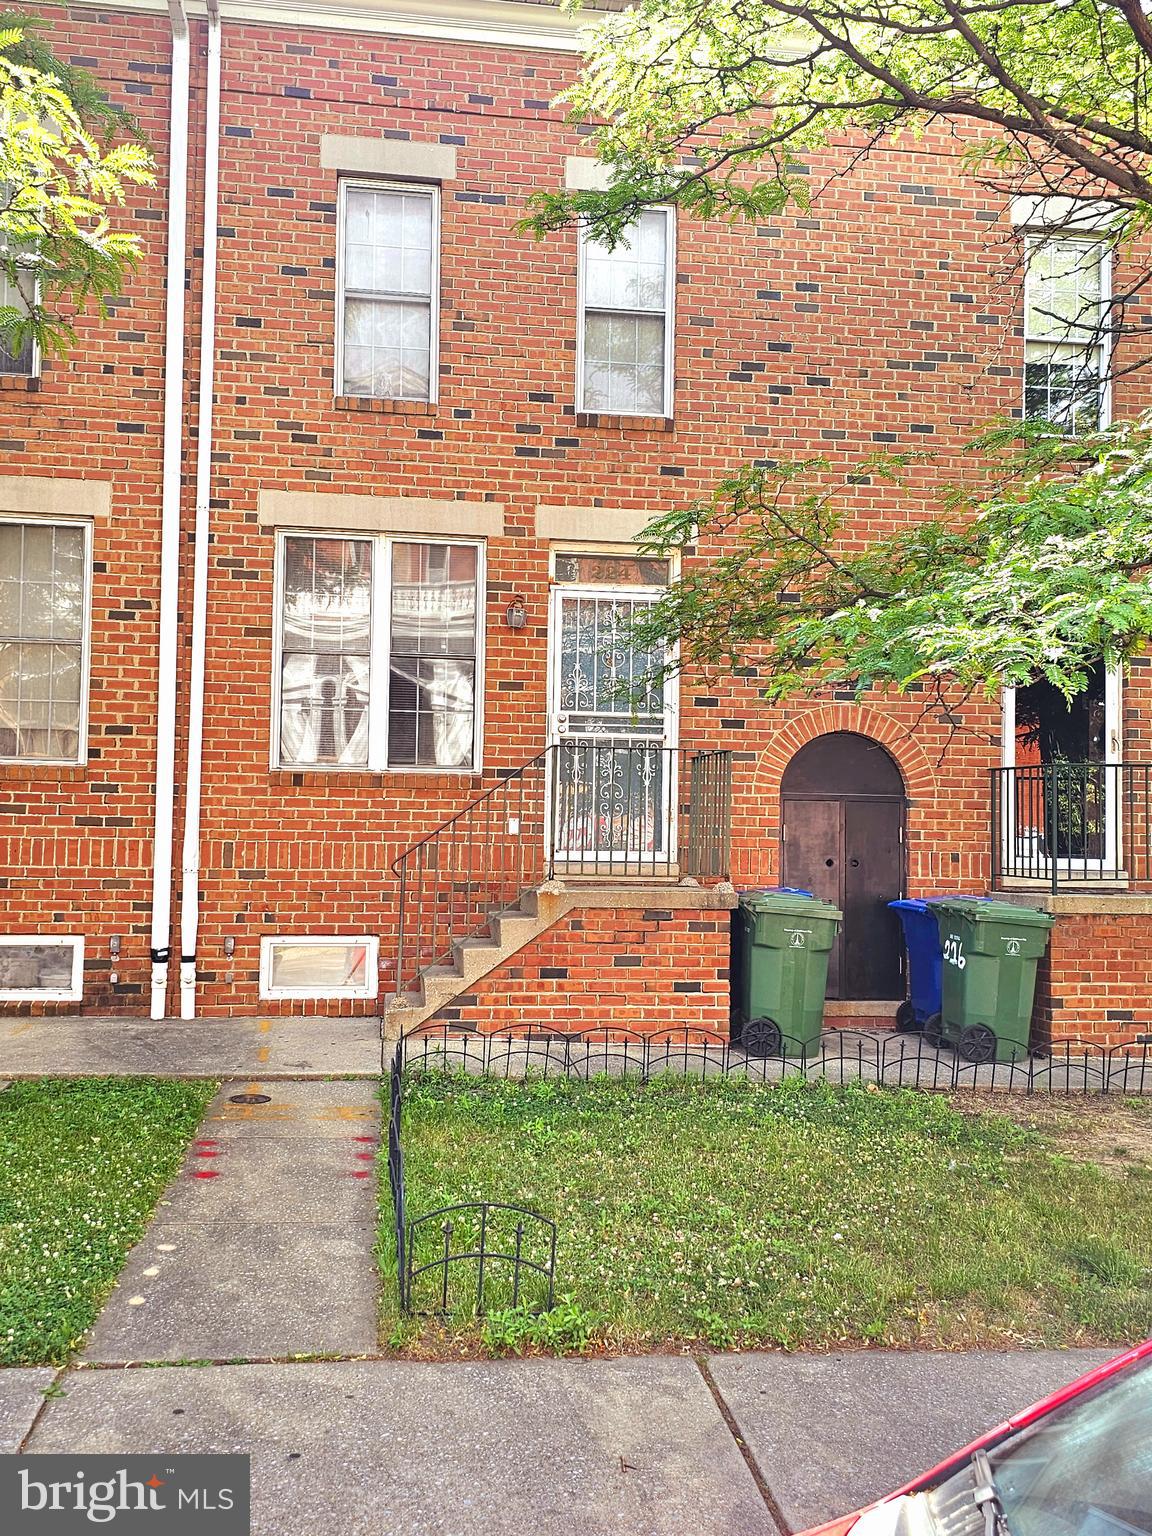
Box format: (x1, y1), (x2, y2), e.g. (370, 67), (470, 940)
(276, 533), (482, 770)
(338, 181), (438, 401)
(0, 519), (89, 763)
(579, 208), (674, 416)
(1024, 237), (1108, 433)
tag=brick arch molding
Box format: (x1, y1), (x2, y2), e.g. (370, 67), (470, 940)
(751, 704), (938, 806)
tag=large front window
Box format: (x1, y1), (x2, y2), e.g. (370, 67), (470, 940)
(1024, 236), (1108, 432)
(337, 180), (438, 401)
(578, 209), (674, 416)
(275, 533), (482, 770)
(0, 518), (90, 763)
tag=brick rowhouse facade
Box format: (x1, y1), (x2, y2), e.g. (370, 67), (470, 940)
(2, 0), (1151, 1043)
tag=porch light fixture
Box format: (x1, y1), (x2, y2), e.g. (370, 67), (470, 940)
(505, 595), (527, 630)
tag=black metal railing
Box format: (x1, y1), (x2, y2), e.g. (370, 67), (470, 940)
(391, 745), (732, 994)
(990, 763), (1152, 891)
(392, 750), (551, 993)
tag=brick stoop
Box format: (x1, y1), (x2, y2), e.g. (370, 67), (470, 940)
(382, 881), (738, 1042)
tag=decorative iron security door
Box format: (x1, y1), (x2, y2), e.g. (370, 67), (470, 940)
(547, 579), (676, 865)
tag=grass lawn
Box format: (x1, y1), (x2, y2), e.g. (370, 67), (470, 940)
(0, 1077), (216, 1365)
(378, 1072), (1152, 1355)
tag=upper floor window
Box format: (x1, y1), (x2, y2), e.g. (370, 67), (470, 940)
(275, 532), (483, 771)
(1024, 236), (1109, 433)
(578, 208), (674, 417)
(0, 517), (90, 763)
(336, 180), (439, 402)
(0, 266), (37, 377)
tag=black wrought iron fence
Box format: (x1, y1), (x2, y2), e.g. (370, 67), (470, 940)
(990, 763), (1152, 890)
(384, 1022), (1152, 1313)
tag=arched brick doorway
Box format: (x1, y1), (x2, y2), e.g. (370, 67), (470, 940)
(780, 732), (906, 1000)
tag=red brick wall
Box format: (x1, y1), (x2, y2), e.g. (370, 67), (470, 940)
(427, 908), (731, 1036)
(1032, 913), (1152, 1048)
(2, 4), (1151, 1020)
(0, 7), (174, 1013)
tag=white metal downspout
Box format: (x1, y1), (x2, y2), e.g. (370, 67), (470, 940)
(179, 0), (221, 1020)
(150, 0), (191, 1019)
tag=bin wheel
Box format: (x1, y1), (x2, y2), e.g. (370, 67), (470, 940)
(895, 1000), (919, 1033)
(742, 1017), (783, 1058)
(958, 1024), (998, 1065)
(923, 1012), (944, 1048)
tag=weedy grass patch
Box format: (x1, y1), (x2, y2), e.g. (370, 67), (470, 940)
(378, 1072), (1152, 1355)
(0, 1077), (217, 1365)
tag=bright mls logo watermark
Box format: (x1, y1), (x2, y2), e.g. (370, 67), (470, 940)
(1, 1455), (250, 1533)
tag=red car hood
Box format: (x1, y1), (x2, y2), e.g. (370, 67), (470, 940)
(796, 1337), (1152, 1536)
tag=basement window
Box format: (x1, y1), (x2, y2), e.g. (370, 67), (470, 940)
(259, 936), (379, 1000)
(0, 936), (84, 1001)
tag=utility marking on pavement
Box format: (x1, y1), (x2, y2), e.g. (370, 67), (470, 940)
(6, 1021), (39, 1038)
(191, 1170), (220, 1180)
(349, 1170), (371, 1179)
(259, 1020), (272, 1033)
(353, 1135), (377, 1144)
(257, 1046), (271, 1063)
(316, 1105), (374, 1122)
(354, 1152), (374, 1161)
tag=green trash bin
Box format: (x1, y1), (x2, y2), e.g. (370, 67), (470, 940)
(927, 898), (1055, 1065)
(730, 890), (842, 1059)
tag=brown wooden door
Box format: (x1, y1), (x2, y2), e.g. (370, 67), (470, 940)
(782, 795), (903, 1000)
(842, 798), (903, 1000)
(781, 798), (843, 995)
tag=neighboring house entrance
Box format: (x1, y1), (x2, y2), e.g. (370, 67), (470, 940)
(546, 552), (676, 867)
(999, 661), (1122, 877)
(780, 732), (905, 1000)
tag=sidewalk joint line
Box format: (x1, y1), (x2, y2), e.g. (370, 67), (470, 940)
(694, 1355), (793, 1535)
(17, 1365), (70, 1453)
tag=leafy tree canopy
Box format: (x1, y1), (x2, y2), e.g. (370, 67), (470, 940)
(521, 0), (1152, 701)
(526, 0), (1152, 244)
(0, 14), (154, 360)
(629, 417), (1152, 702)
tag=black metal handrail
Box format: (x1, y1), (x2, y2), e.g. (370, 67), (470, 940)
(990, 763), (1152, 891)
(391, 744), (732, 995)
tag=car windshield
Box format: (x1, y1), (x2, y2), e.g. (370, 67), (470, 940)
(988, 1356), (1152, 1536)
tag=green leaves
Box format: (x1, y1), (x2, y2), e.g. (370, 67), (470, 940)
(0, 16), (155, 361)
(621, 415), (1152, 700)
(522, 0), (1152, 243)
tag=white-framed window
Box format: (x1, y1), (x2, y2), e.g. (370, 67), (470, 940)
(1024, 236), (1110, 433)
(0, 517), (92, 764)
(336, 179), (439, 402)
(273, 532), (484, 771)
(259, 935), (378, 1000)
(0, 935), (84, 1001)
(0, 266), (37, 376)
(577, 207), (675, 417)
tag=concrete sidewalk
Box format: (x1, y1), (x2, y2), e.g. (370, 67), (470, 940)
(1, 1015), (384, 1078)
(84, 1081), (381, 1362)
(3, 1348), (1115, 1534)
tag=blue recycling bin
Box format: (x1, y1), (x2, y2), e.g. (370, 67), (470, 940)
(888, 899), (942, 1032)
(888, 896), (993, 1033)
